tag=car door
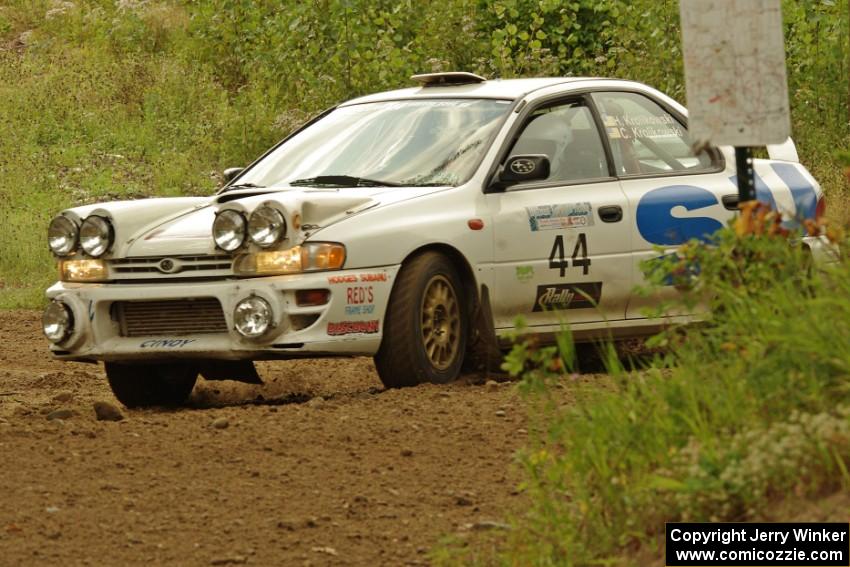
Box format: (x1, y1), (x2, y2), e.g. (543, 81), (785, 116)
(487, 97), (632, 330)
(588, 91), (737, 319)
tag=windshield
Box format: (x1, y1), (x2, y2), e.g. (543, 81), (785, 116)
(236, 99), (512, 188)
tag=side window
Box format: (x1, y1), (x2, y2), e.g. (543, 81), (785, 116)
(591, 92), (716, 176)
(508, 100), (610, 184)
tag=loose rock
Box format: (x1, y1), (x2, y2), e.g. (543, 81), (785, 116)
(46, 409), (74, 421)
(93, 401), (124, 422)
(485, 380), (499, 392)
(307, 396), (324, 408)
(211, 417), (229, 430)
(52, 392), (73, 403)
(495, 409), (506, 418)
(210, 556), (247, 565)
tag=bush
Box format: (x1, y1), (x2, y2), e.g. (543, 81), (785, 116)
(464, 217), (850, 565)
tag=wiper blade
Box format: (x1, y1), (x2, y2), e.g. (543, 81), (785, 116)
(288, 175), (401, 188)
(226, 182), (266, 189)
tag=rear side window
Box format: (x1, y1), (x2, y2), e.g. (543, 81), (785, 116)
(591, 92), (716, 176)
(508, 100), (610, 184)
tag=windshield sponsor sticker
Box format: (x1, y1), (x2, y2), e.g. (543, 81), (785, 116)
(527, 203), (593, 231)
(532, 282), (602, 312)
(327, 320), (380, 336)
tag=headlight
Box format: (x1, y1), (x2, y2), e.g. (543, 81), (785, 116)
(42, 301), (74, 343)
(48, 215), (78, 257)
(233, 242), (346, 276)
(213, 209), (246, 252)
(248, 206), (286, 247)
(79, 216), (113, 257)
(233, 296), (273, 338)
(59, 259), (108, 282)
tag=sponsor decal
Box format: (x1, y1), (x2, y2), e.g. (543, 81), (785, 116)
(527, 203), (593, 231)
(345, 285), (375, 316)
(515, 265), (534, 282)
(635, 168), (817, 246)
(346, 286), (374, 304)
(532, 282), (602, 312)
(140, 339), (197, 348)
(328, 272), (389, 284)
(327, 320), (380, 336)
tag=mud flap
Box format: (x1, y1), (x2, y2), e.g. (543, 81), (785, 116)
(199, 360), (263, 384)
(464, 284), (506, 377)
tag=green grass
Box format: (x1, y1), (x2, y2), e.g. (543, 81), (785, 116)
(434, 227), (850, 565)
(0, 1), (847, 308)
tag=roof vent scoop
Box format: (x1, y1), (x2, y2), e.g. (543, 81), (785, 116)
(410, 72), (487, 86)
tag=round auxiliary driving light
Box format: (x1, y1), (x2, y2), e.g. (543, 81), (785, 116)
(248, 206), (286, 247)
(79, 216), (113, 257)
(213, 209), (246, 252)
(233, 296), (273, 338)
(42, 301), (74, 344)
(48, 215), (78, 257)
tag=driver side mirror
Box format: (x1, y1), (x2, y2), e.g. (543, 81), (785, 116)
(494, 155), (550, 189)
(223, 167), (244, 184)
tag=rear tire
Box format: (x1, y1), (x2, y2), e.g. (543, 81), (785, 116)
(104, 362), (198, 408)
(375, 252), (468, 388)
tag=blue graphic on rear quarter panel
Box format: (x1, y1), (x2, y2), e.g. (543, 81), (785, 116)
(636, 185), (724, 246)
(771, 163), (818, 220)
(729, 171), (777, 210)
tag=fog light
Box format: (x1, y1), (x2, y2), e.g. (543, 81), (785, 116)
(295, 289), (330, 307)
(42, 301), (74, 343)
(233, 296), (273, 338)
(60, 259), (107, 282)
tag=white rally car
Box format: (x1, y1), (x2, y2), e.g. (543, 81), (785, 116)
(43, 72), (827, 407)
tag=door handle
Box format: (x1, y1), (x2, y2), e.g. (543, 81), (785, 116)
(721, 194), (739, 210)
(598, 205), (623, 223)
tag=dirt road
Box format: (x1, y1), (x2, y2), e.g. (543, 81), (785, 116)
(0, 311), (527, 566)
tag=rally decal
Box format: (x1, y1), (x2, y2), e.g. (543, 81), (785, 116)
(515, 265), (534, 282)
(532, 282), (602, 312)
(770, 163), (818, 220)
(549, 233), (591, 277)
(140, 339), (197, 348)
(635, 185), (724, 246)
(328, 272), (389, 285)
(345, 285), (375, 316)
(527, 203), (593, 231)
(327, 320), (379, 336)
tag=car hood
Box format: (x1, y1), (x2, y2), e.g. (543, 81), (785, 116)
(62, 185), (450, 258)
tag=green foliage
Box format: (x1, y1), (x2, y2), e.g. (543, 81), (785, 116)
(0, 0), (847, 306)
(464, 228), (850, 565)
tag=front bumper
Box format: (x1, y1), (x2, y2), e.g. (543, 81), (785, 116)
(45, 265), (399, 362)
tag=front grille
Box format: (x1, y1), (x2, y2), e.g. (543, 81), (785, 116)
(115, 298), (228, 337)
(109, 255), (233, 280)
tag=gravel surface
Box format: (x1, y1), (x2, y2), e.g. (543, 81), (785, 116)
(0, 310), (528, 566)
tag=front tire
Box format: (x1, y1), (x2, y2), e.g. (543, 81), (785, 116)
(104, 362), (198, 408)
(375, 252), (468, 388)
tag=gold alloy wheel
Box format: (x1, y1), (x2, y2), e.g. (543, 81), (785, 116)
(420, 274), (461, 371)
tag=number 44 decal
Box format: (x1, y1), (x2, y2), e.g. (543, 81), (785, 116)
(549, 233), (590, 277)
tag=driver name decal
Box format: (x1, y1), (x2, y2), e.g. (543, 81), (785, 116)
(527, 203), (593, 231)
(532, 282), (602, 312)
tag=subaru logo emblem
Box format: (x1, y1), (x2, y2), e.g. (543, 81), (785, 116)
(510, 158), (536, 175)
(157, 258), (181, 274)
